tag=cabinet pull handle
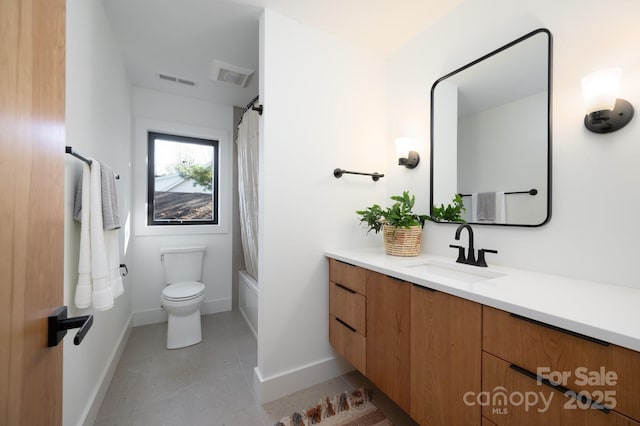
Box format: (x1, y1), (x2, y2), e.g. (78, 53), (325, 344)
(335, 259), (356, 268)
(509, 364), (610, 414)
(335, 317), (356, 333)
(508, 313), (610, 347)
(412, 283), (436, 292)
(334, 283), (356, 294)
(385, 274), (405, 282)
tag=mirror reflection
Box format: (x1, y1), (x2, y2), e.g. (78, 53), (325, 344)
(430, 28), (551, 227)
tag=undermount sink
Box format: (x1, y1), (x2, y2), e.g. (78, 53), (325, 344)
(402, 261), (505, 284)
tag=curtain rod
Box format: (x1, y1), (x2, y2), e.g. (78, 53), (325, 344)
(65, 146), (119, 179)
(237, 95), (263, 127)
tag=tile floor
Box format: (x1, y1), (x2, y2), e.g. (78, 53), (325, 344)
(94, 310), (418, 426)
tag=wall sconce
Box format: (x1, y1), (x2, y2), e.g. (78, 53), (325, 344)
(396, 137), (420, 169)
(581, 68), (634, 133)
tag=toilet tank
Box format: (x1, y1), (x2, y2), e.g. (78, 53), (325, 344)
(161, 246), (207, 284)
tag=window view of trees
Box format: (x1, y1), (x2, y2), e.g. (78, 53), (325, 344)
(148, 132), (219, 225)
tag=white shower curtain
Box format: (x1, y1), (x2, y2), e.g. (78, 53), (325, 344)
(236, 108), (259, 280)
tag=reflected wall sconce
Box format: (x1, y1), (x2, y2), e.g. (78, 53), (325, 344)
(581, 68), (634, 133)
(396, 137), (420, 169)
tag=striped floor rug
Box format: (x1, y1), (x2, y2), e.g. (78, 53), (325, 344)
(274, 388), (393, 426)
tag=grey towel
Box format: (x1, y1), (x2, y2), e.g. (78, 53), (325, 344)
(100, 161), (121, 230)
(476, 192), (496, 221)
(73, 171), (84, 222)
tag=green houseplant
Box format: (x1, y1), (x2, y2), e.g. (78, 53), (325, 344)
(356, 191), (429, 256)
(430, 193), (466, 223)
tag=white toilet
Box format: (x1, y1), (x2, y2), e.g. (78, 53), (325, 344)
(160, 246), (206, 349)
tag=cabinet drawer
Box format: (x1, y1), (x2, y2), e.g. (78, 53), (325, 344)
(329, 259), (366, 295)
(329, 281), (366, 335)
(483, 306), (640, 421)
(482, 352), (640, 426)
(329, 314), (366, 373)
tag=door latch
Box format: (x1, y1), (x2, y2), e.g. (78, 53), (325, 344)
(48, 306), (93, 347)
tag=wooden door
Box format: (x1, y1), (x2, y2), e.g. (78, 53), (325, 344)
(1, 0), (66, 424)
(366, 271), (411, 413)
(411, 285), (482, 426)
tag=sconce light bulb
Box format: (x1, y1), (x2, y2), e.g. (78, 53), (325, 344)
(581, 68), (622, 114)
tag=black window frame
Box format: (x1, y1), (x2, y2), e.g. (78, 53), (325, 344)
(147, 131), (219, 226)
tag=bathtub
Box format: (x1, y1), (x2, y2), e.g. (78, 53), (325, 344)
(239, 270), (258, 338)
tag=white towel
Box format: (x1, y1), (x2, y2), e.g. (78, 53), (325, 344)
(90, 161), (114, 311)
(106, 230), (124, 299)
(472, 192), (506, 224)
(74, 163), (92, 309)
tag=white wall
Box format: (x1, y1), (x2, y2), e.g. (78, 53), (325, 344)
(458, 92), (547, 224)
(389, 0), (640, 287)
(432, 81), (458, 206)
(256, 9), (389, 402)
(130, 87), (233, 326)
(64, 1), (133, 424)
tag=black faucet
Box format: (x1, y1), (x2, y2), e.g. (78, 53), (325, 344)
(453, 224), (475, 265)
(449, 223), (498, 267)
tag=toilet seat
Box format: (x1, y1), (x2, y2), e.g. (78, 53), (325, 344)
(162, 281), (205, 302)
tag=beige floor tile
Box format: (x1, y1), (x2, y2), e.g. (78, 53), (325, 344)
(95, 310), (415, 426)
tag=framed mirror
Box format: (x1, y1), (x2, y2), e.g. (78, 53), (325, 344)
(430, 28), (552, 227)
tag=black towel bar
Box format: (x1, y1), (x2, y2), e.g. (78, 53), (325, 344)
(458, 189), (537, 197)
(65, 146), (120, 179)
(333, 168), (384, 182)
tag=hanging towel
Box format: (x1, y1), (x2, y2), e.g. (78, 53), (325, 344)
(105, 230), (124, 299)
(89, 161), (114, 311)
(472, 192), (506, 224)
(495, 192), (506, 224)
(73, 172), (84, 222)
(74, 163), (92, 309)
(100, 161), (121, 230)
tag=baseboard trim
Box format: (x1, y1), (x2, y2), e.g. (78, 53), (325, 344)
(239, 305), (258, 339)
(80, 313), (133, 426)
(132, 297), (232, 326)
(253, 355), (354, 404)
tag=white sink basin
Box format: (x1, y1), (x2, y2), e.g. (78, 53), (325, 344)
(403, 262), (505, 283)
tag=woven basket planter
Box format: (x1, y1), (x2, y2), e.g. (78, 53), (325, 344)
(383, 225), (422, 257)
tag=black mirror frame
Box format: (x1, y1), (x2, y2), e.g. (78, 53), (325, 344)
(429, 28), (553, 227)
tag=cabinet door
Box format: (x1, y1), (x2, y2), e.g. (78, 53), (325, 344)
(366, 271), (411, 413)
(483, 306), (640, 421)
(411, 284), (482, 426)
(329, 315), (366, 373)
(482, 352), (640, 426)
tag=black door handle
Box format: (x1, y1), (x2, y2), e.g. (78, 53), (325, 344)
(48, 306), (93, 347)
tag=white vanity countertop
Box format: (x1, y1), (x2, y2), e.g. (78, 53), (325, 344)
(325, 247), (640, 353)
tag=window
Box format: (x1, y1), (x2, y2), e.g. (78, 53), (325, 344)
(147, 132), (219, 225)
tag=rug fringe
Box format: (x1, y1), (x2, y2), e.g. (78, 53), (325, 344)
(274, 387), (373, 426)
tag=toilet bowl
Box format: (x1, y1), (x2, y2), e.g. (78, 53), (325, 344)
(160, 247), (207, 349)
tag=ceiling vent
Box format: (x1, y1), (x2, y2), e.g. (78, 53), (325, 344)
(210, 60), (254, 88)
(157, 73), (197, 87)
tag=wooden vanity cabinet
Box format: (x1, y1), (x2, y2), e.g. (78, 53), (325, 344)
(482, 352), (639, 425)
(410, 284), (482, 426)
(328, 261), (411, 411)
(328, 259), (367, 373)
(366, 271), (411, 413)
(328, 257), (640, 426)
(483, 306), (640, 425)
